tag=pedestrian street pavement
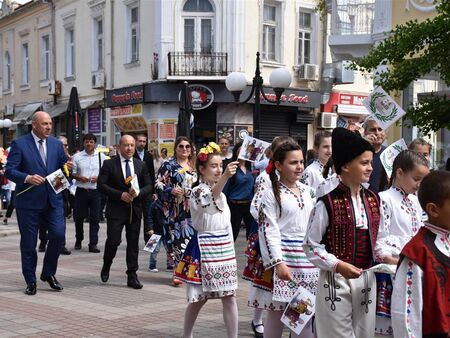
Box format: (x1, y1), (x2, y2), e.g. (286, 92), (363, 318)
(0, 216), (292, 337)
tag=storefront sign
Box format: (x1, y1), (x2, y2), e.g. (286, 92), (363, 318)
(185, 85), (214, 110)
(147, 120), (158, 140)
(106, 85), (144, 107)
(88, 108), (102, 133)
(259, 93), (310, 104)
(159, 119), (177, 139)
(339, 94), (367, 106)
(252, 88), (320, 108)
(112, 116), (147, 131)
(110, 104), (142, 117)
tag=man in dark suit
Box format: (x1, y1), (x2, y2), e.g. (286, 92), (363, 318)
(5, 111), (71, 295)
(133, 134), (155, 244)
(97, 135), (153, 289)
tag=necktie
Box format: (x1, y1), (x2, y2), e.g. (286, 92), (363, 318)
(38, 139), (46, 165)
(125, 159), (131, 179)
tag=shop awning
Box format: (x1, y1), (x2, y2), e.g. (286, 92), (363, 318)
(13, 102), (42, 123)
(80, 99), (101, 110)
(47, 104), (67, 118)
(337, 104), (369, 116)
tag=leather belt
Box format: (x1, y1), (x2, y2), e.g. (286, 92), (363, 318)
(228, 200), (251, 204)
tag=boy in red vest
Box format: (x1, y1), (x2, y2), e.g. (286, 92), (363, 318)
(392, 170), (450, 338)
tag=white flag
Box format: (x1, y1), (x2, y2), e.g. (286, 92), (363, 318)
(380, 139), (408, 178)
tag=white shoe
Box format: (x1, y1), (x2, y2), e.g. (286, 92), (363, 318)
(149, 268), (158, 273)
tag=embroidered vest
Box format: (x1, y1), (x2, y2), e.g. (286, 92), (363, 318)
(400, 227), (450, 338)
(319, 183), (380, 267)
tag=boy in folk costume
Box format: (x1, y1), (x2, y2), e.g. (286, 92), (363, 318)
(303, 127), (380, 338)
(391, 170), (450, 338)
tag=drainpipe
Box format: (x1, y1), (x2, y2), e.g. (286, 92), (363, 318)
(49, 0), (56, 105)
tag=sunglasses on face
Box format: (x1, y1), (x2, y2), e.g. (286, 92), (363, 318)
(178, 144), (191, 149)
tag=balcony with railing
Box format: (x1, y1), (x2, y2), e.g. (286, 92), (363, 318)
(328, 0), (375, 60)
(167, 52), (228, 78)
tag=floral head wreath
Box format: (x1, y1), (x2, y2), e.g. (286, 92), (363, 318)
(197, 142), (221, 162)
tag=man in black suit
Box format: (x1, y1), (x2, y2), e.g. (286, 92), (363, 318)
(133, 134), (156, 244)
(97, 135), (153, 289)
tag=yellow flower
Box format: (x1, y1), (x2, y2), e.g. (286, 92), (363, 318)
(206, 145), (214, 153)
(199, 147), (208, 155)
(63, 164), (70, 177)
(208, 142), (221, 153)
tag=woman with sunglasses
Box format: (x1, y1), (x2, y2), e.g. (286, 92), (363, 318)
(154, 136), (197, 286)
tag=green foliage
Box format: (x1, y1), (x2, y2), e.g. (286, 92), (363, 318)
(351, 1), (450, 134)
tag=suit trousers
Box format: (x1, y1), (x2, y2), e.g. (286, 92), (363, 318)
(103, 212), (140, 275)
(16, 204), (65, 284)
(74, 188), (101, 246)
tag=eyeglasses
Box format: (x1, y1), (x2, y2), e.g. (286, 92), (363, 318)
(178, 144), (191, 149)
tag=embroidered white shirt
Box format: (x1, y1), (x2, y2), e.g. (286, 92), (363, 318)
(300, 160), (327, 191)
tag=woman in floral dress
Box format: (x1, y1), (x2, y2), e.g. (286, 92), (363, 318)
(155, 136), (197, 286)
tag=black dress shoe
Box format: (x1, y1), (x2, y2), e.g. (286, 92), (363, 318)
(100, 265), (110, 283)
(38, 241), (46, 252)
(61, 246), (72, 255)
(89, 246), (100, 253)
(40, 275), (63, 291)
(127, 275), (143, 289)
(25, 282), (37, 295)
(74, 241), (82, 250)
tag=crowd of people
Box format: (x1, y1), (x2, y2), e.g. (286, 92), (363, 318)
(2, 110), (449, 338)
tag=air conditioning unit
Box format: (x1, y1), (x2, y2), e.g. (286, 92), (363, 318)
(297, 64), (320, 81)
(320, 112), (337, 129)
(48, 80), (61, 96)
(4, 103), (14, 116)
(92, 71), (105, 89)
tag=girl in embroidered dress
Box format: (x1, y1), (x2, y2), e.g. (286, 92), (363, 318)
(178, 142), (240, 338)
(374, 150), (429, 336)
(245, 136), (295, 338)
(300, 130), (332, 191)
(255, 141), (318, 338)
(304, 127), (380, 338)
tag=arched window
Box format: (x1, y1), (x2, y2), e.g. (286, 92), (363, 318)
(182, 0), (214, 53)
(4, 51), (11, 90)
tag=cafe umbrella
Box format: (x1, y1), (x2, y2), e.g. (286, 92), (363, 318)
(66, 86), (82, 152)
(176, 81), (195, 140)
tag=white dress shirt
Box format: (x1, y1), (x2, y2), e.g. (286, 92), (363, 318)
(31, 131), (47, 159)
(72, 150), (106, 189)
(119, 154), (135, 180)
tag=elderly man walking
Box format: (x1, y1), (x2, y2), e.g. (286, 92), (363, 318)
(5, 111), (71, 295)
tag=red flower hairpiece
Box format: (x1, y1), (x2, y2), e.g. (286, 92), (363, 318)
(198, 152), (208, 162)
(266, 161), (274, 174)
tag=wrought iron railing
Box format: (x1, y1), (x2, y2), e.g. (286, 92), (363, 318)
(333, 0), (375, 35)
(168, 52), (228, 76)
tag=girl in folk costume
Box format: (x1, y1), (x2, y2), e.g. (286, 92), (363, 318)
(252, 141), (318, 338)
(303, 127), (380, 338)
(374, 150), (429, 336)
(176, 142), (240, 338)
(245, 136), (295, 338)
(391, 171), (450, 338)
(300, 130), (332, 191)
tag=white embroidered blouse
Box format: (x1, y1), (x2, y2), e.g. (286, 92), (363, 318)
(250, 170), (271, 220)
(300, 160), (326, 191)
(375, 186), (424, 260)
(391, 222), (450, 338)
(189, 182), (233, 236)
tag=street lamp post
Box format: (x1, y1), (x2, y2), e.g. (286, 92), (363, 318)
(225, 52), (292, 139)
(0, 119), (12, 148)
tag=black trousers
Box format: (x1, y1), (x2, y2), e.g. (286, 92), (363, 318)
(74, 188), (101, 246)
(5, 191), (15, 218)
(228, 200), (253, 241)
(103, 213), (141, 275)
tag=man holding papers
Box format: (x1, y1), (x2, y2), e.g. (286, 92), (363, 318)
(97, 135), (153, 289)
(5, 111), (71, 295)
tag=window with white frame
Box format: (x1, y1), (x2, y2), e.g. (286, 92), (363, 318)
(65, 27), (75, 77)
(182, 0), (214, 53)
(298, 11), (312, 65)
(21, 43), (29, 85)
(126, 4), (139, 63)
(40, 35), (50, 81)
(262, 4), (278, 61)
(93, 18), (104, 70)
(3, 51), (11, 90)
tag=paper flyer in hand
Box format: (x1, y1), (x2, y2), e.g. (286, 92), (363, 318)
(363, 87), (407, 130)
(46, 169), (70, 194)
(364, 263), (396, 275)
(238, 136), (270, 163)
(130, 174), (140, 195)
(280, 286), (316, 335)
(143, 234), (162, 253)
(380, 139), (408, 178)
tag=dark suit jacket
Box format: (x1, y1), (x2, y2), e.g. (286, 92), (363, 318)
(133, 150), (155, 187)
(97, 156), (153, 220)
(5, 133), (68, 210)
